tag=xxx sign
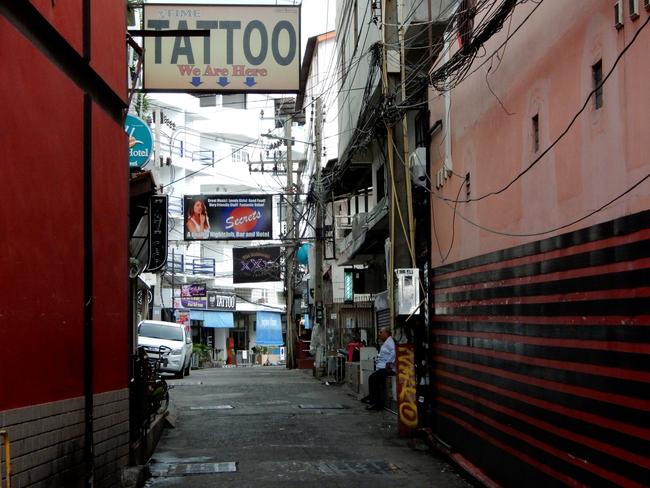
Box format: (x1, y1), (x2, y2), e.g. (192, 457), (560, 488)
(124, 114), (153, 167)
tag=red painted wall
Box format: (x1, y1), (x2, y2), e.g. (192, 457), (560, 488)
(92, 107), (129, 394)
(91, 0), (127, 95)
(30, 0), (83, 55)
(0, 3), (127, 410)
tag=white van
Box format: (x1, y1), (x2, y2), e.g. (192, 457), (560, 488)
(137, 320), (193, 378)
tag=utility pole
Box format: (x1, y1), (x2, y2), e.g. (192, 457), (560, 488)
(285, 116), (296, 369)
(313, 98), (324, 346)
(382, 0), (415, 329)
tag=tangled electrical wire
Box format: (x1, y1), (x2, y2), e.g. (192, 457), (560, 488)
(428, 0), (519, 91)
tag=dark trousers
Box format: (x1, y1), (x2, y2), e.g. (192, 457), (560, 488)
(368, 368), (393, 407)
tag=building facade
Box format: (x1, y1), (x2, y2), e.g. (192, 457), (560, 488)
(428, 1), (650, 486)
(1, 3), (129, 486)
(137, 95), (287, 366)
(326, 0), (650, 485)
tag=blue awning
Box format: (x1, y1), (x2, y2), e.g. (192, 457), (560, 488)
(189, 310), (205, 320)
(256, 311), (283, 346)
(204, 311), (234, 328)
(190, 310), (234, 328)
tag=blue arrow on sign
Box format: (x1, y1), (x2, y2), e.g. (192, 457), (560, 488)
(217, 77), (230, 87)
(190, 77), (203, 87)
(244, 77), (257, 87)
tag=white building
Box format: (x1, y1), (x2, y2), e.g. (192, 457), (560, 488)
(139, 93), (291, 366)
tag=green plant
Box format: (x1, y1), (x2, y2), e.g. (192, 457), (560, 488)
(192, 343), (211, 363)
(133, 92), (150, 118)
(126, 0), (138, 27)
(252, 346), (269, 355)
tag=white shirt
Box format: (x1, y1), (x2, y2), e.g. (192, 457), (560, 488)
(189, 217), (210, 239)
(376, 335), (395, 370)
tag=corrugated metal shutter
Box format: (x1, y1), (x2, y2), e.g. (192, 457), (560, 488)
(376, 308), (390, 329)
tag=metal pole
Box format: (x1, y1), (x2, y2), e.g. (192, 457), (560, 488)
(285, 118), (296, 368)
(314, 98), (324, 365)
(155, 109), (162, 167)
(382, 0), (397, 330)
(400, 5), (416, 267)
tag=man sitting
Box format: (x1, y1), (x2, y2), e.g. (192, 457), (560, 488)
(361, 326), (395, 411)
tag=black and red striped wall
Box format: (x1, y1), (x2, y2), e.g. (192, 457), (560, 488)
(431, 210), (650, 487)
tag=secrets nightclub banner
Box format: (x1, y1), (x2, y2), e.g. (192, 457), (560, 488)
(232, 246), (282, 284)
(184, 194), (273, 241)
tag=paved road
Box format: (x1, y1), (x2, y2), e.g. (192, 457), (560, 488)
(145, 366), (473, 488)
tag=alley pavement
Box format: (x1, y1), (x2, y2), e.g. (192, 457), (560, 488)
(144, 366), (473, 488)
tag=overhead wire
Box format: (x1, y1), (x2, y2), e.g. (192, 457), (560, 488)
(437, 10), (650, 204)
(430, 172), (650, 238)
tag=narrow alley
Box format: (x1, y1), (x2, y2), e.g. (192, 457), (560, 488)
(3, 2), (650, 486)
(144, 367), (472, 488)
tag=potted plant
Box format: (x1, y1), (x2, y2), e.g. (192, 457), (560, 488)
(252, 346), (269, 365)
(192, 343), (212, 368)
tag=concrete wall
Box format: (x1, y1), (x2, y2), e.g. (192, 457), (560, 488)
(428, 2), (650, 485)
(429, 0), (650, 266)
(336, 0), (381, 156)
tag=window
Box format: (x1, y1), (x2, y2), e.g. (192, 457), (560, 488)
(457, 0), (477, 49)
(592, 60), (603, 110)
(415, 109), (429, 147)
(532, 114), (540, 153)
(231, 146), (249, 162)
(253, 289), (269, 304)
(614, 1), (624, 29)
(629, 0), (640, 19)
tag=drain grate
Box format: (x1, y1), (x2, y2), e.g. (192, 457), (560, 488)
(298, 404), (345, 409)
(315, 461), (401, 475)
(166, 462), (238, 476)
(189, 405), (233, 410)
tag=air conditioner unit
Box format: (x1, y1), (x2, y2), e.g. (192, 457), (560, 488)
(409, 147), (427, 188)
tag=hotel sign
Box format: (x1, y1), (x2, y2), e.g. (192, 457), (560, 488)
(143, 4), (300, 92)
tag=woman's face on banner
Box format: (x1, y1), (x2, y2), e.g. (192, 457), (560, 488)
(193, 200), (205, 215)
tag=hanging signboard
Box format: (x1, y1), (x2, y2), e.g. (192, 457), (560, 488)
(142, 4), (300, 93)
(183, 194), (273, 241)
(207, 290), (236, 311)
(343, 269), (354, 303)
(181, 283), (206, 297)
(145, 195), (168, 272)
(173, 296), (207, 309)
(232, 246), (281, 283)
(125, 114), (153, 167)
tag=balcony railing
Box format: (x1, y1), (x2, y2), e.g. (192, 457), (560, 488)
(167, 252), (184, 274)
(167, 251), (215, 276)
(188, 257), (215, 276)
(168, 196), (183, 218)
